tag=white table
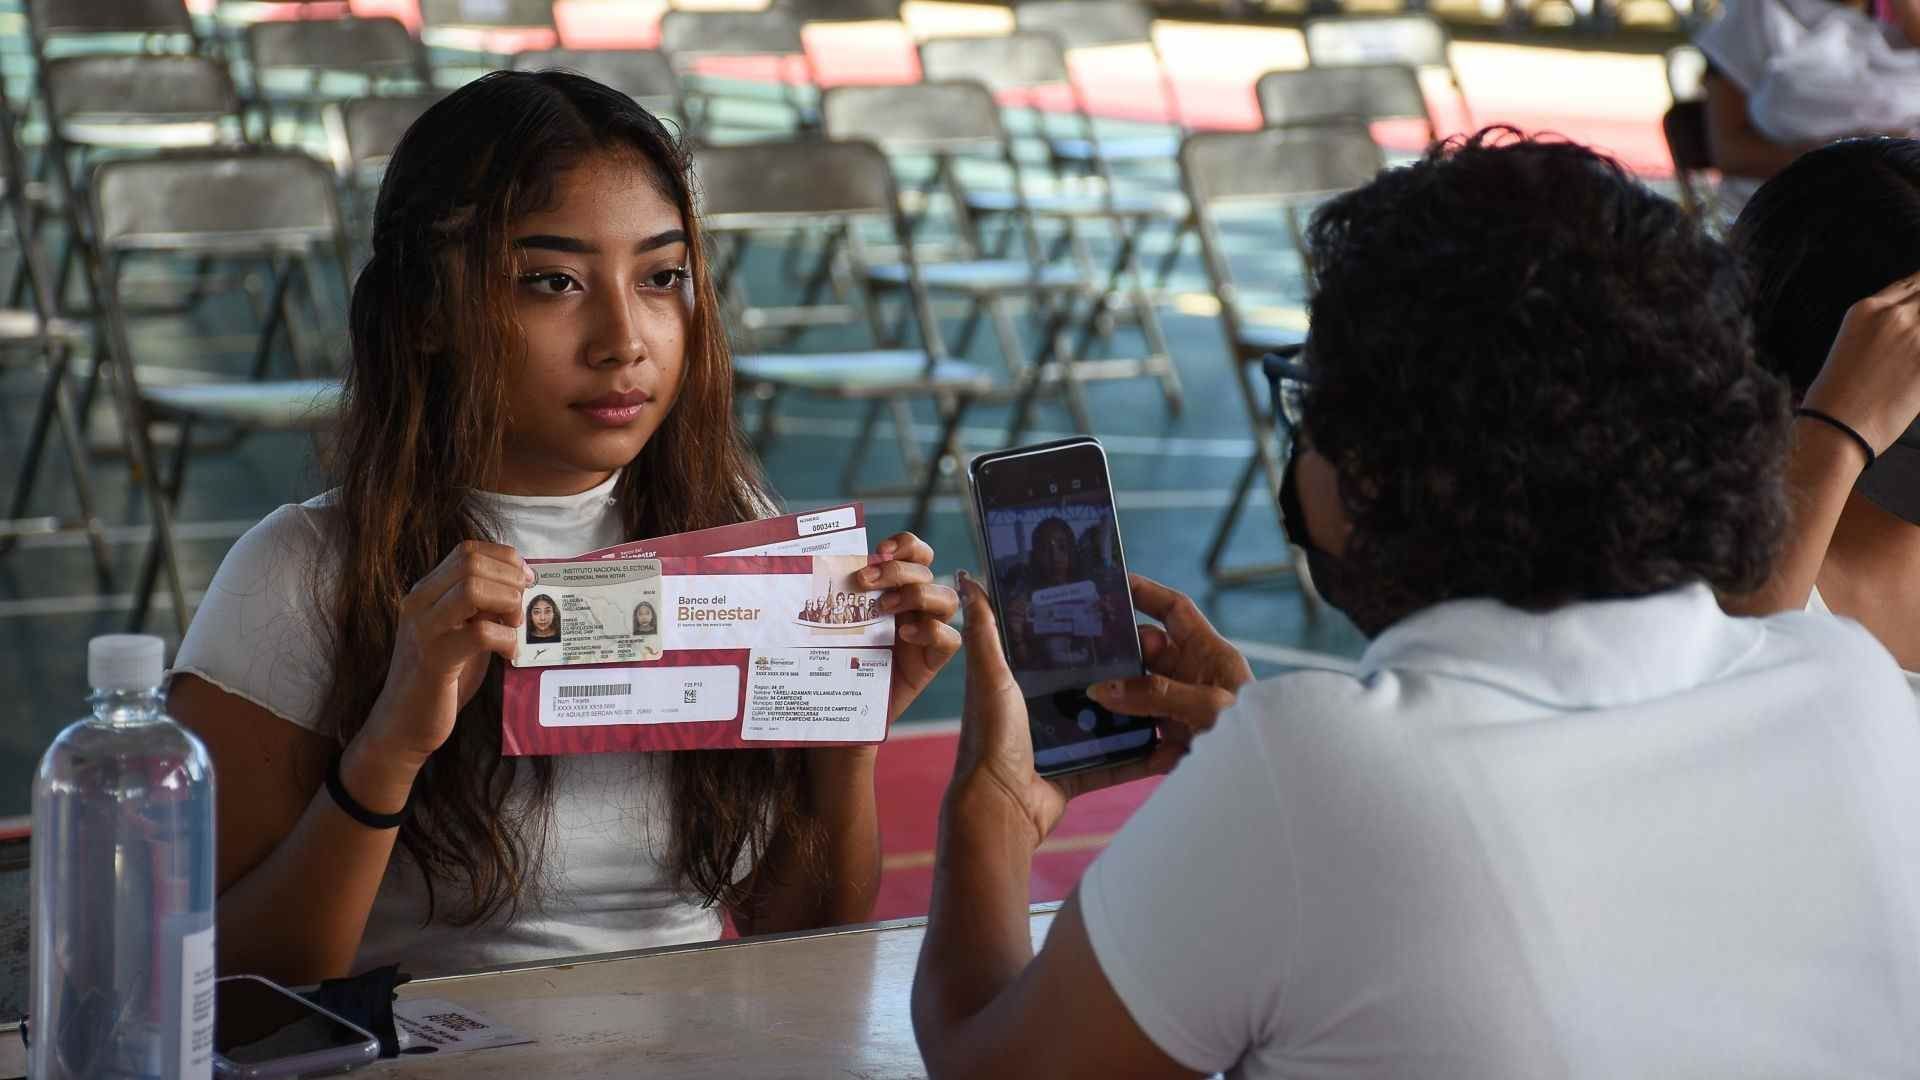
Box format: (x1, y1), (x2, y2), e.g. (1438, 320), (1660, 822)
(0, 907), (1060, 1079)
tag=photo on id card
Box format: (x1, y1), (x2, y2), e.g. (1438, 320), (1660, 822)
(519, 559), (664, 667)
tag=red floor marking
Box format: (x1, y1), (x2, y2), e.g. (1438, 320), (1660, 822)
(872, 730), (1160, 920)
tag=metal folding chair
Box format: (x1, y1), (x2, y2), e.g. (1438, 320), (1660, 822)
(1012, 0), (1185, 170)
(1255, 63), (1436, 143)
(823, 80), (1164, 439)
(88, 149), (350, 632)
(1302, 14), (1472, 129)
(0, 73), (109, 580)
(324, 93), (441, 257)
(25, 0), (202, 58)
(245, 17), (431, 141)
(417, 0), (558, 78)
(658, 9), (816, 139)
(698, 137), (996, 534)
(917, 33), (1186, 415)
(510, 47), (684, 120)
(1666, 43), (1706, 103)
(1179, 124), (1382, 590)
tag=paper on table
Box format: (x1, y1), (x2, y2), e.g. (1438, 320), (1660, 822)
(393, 998), (533, 1057)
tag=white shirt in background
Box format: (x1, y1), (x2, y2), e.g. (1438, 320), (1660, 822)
(171, 471), (725, 977)
(1079, 584), (1920, 1078)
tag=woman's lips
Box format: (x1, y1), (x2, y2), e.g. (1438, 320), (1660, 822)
(573, 389), (651, 427)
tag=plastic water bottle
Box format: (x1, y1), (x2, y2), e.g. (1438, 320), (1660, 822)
(29, 635), (217, 1079)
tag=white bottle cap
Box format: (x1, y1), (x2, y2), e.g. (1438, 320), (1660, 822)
(88, 634), (165, 692)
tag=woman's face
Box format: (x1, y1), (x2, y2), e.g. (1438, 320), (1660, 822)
(1041, 529), (1074, 577)
(530, 597), (557, 633)
(498, 151), (693, 495)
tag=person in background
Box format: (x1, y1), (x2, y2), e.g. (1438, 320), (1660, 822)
(1722, 138), (1920, 692)
(1697, 0), (1920, 216)
(912, 132), (1920, 1078)
(166, 71), (961, 986)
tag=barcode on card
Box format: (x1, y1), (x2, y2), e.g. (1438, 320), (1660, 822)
(557, 683), (632, 699)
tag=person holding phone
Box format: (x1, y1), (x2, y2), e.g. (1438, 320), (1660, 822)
(164, 71), (961, 987)
(914, 132), (1920, 1078)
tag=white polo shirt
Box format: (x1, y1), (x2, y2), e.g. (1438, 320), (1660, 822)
(1079, 584), (1920, 1078)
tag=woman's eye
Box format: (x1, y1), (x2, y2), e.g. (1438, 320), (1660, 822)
(645, 267), (689, 291)
(520, 272), (578, 295)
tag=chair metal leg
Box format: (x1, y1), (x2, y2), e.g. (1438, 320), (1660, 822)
(130, 415), (193, 634)
(907, 394), (971, 537)
(49, 345), (113, 585)
(3, 339), (62, 533)
(887, 395), (924, 473)
(839, 398), (888, 495)
(249, 255), (295, 380)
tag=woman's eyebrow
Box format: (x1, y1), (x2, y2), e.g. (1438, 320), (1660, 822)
(511, 229), (688, 255)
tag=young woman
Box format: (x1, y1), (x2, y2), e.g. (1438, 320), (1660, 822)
(631, 600), (657, 636)
(525, 594), (561, 643)
(168, 71), (960, 985)
(1723, 139), (1920, 689)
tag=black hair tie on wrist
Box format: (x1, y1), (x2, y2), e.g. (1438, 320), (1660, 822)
(1795, 407), (1877, 469)
(326, 754), (409, 830)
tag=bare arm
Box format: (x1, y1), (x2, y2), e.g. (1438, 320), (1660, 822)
(911, 574), (1216, 1079)
(1890, 0), (1920, 48)
(1704, 71), (1815, 180)
(175, 676), (420, 983)
(178, 539), (532, 983)
(1725, 275), (1920, 615)
(731, 745), (883, 937)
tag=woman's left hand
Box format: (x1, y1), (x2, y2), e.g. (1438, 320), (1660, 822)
(858, 532), (961, 724)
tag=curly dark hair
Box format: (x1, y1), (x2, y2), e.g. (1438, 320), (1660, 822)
(1731, 138), (1920, 394)
(1299, 129), (1790, 628)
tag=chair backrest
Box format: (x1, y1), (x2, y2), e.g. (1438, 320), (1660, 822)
(1666, 43), (1707, 103)
(247, 17), (422, 78)
(1015, 0), (1153, 49)
(1255, 64), (1430, 130)
(918, 32), (1069, 94)
(418, 0), (555, 30)
(784, 0), (902, 24)
(512, 48), (681, 110)
(1181, 125), (1384, 207)
(659, 9), (806, 62)
(326, 94), (441, 174)
(821, 81), (1004, 154)
(695, 138), (896, 223)
(1304, 14), (1450, 70)
(92, 150), (343, 253)
(43, 55), (238, 127)
(28, 0), (194, 45)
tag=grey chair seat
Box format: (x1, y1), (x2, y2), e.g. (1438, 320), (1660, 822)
(964, 186), (1186, 220)
(736, 350), (995, 398)
(60, 119), (227, 149)
(866, 260), (1084, 293)
(0, 309), (89, 346)
(1049, 133), (1181, 163)
(140, 378), (342, 429)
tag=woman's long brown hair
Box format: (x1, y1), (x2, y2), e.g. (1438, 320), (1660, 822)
(315, 70), (818, 925)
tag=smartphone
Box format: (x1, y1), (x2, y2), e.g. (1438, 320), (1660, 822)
(967, 437), (1157, 777)
(213, 975), (381, 1079)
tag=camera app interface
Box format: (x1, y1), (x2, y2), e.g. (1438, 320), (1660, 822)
(981, 452), (1153, 769)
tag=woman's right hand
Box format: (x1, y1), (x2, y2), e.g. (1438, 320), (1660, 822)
(1801, 271), (1920, 457)
(358, 540), (532, 774)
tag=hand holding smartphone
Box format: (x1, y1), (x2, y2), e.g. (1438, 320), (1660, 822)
(967, 438), (1157, 778)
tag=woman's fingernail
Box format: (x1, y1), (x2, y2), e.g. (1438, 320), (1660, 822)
(523, 564), (537, 586)
(879, 541), (898, 558)
(898, 620), (920, 642)
(954, 569), (973, 595)
(1089, 680), (1119, 699)
(862, 567), (881, 585)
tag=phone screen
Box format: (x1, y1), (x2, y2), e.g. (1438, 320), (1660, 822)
(215, 977), (372, 1066)
(974, 440), (1155, 773)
